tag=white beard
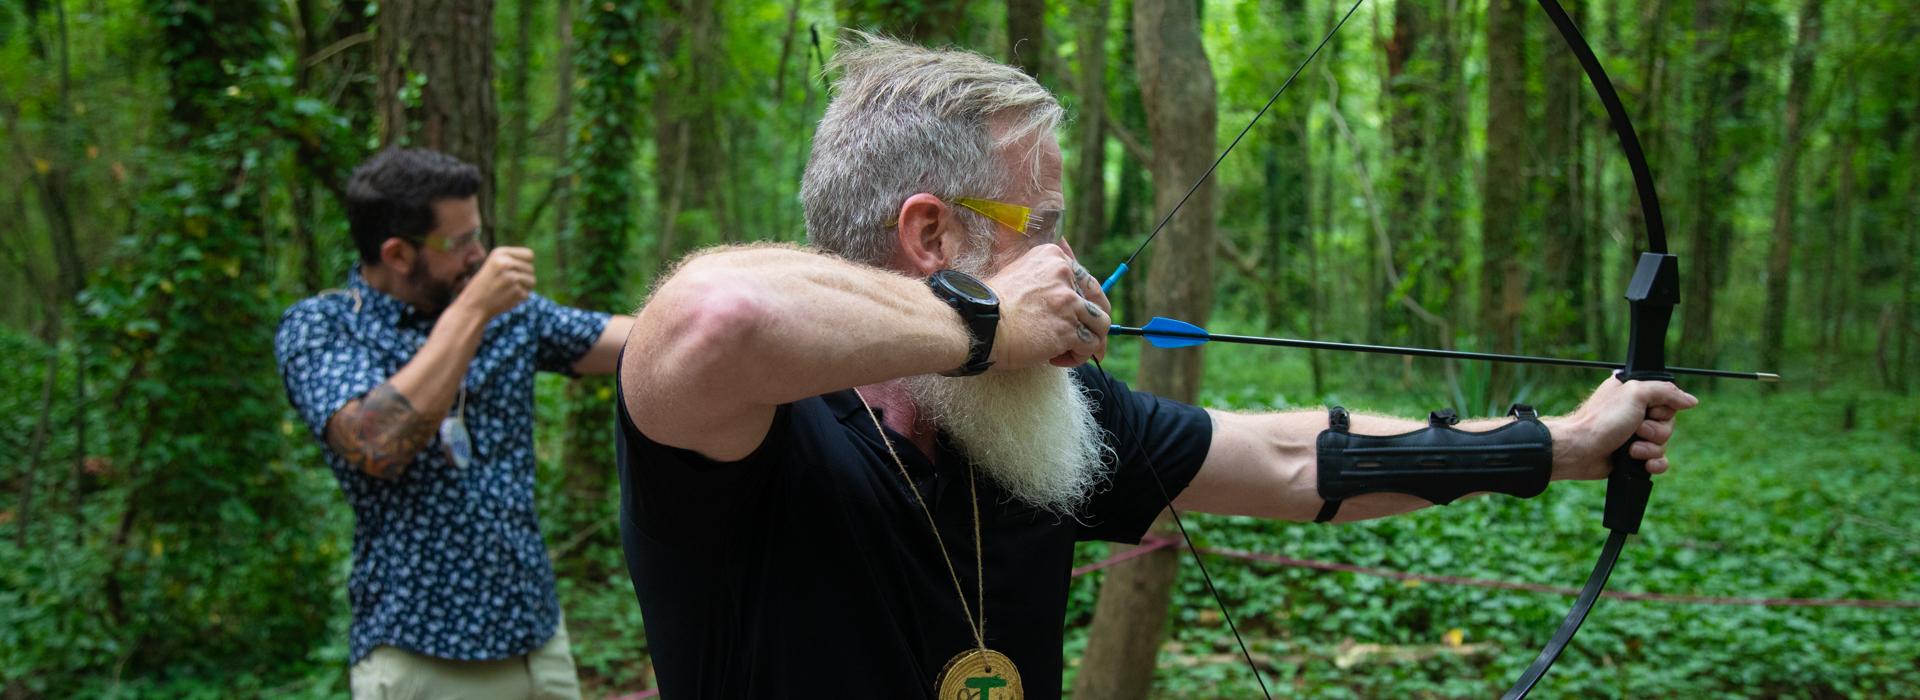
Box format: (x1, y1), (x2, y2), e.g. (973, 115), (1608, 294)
(903, 366), (1113, 516)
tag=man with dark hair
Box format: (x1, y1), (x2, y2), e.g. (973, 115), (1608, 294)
(275, 148), (630, 699)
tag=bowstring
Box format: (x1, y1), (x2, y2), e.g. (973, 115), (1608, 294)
(1090, 357), (1273, 700)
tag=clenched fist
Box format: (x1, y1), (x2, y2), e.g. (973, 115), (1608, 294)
(984, 244), (1111, 370)
(453, 247), (536, 320)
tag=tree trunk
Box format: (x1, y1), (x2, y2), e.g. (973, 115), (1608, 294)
(1069, 0), (1110, 258)
(1074, 1), (1217, 697)
(550, 0), (575, 254)
(1104, 0), (1149, 320)
(1679, 0), (1726, 370)
(653, 0), (726, 265)
(16, 336), (57, 547)
(1383, 0), (1428, 346)
(1820, 93), (1858, 366)
(1431, 0), (1468, 337)
(1760, 0), (1823, 382)
(838, 0), (973, 47)
(1482, 0), (1527, 398)
(1543, 0), (1586, 349)
(1267, 0), (1311, 335)
(499, 0), (535, 244)
(1310, 0), (1344, 396)
(1007, 0), (1046, 80)
(559, 0), (643, 577)
(376, 0), (499, 246)
(69, 342), (87, 544)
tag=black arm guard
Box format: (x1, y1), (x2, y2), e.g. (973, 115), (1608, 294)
(1314, 405), (1553, 523)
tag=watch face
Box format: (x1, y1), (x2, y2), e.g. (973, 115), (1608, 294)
(942, 271), (998, 304)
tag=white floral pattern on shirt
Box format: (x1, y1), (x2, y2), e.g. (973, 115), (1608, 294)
(274, 267), (609, 663)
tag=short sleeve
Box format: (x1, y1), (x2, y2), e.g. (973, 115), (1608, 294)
(1073, 365), (1214, 543)
(615, 377), (789, 547)
(274, 298), (386, 441)
(526, 293), (612, 375)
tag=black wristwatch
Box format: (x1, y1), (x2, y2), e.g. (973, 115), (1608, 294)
(927, 269), (1000, 377)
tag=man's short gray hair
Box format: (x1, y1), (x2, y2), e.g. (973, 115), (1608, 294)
(801, 32), (1064, 266)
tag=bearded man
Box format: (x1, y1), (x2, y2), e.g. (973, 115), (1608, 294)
(615, 36), (1698, 699)
(277, 148), (632, 699)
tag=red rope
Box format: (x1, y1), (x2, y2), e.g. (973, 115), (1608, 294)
(609, 539), (1918, 698)
(1064, 537), (1920, 608)
(1069, 533), (1180, 577)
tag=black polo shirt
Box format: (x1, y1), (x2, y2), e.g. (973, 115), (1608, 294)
(615, 365), (1212, 699)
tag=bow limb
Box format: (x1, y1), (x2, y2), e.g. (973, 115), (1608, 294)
(1501, 1), (1675, 697)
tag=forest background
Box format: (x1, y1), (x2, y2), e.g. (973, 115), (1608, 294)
(2, 0), (1917, 697)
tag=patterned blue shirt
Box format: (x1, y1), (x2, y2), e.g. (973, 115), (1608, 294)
(273, 268), (610, 664)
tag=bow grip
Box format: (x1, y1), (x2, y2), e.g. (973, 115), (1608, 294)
(1603, 410), (1654, 534)
(1603, 253), (1679, 534)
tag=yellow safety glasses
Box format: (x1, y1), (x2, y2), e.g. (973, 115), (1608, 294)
(885, 198), (1065, 242)
(952, 197), (1064, 242)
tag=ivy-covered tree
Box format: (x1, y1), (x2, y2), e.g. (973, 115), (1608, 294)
(558, 0), (643, 565)
(78, 0), (342, 677)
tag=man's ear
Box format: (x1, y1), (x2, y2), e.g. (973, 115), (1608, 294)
(890, 193), (958, 276)
(378, 237), (417, 275)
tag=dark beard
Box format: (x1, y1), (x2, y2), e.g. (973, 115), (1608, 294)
(407, 261), (473, 317)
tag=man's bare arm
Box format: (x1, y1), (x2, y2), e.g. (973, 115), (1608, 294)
(326, 384), (440, 480)
(621, 244), (1104, 463)
(1175, 379), (1698, 521)
(572, 315), (635, 376)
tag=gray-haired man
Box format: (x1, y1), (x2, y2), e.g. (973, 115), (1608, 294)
(613, 35), (1697, 698)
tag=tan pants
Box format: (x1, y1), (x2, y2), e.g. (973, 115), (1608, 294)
(350, 618), (581, 700)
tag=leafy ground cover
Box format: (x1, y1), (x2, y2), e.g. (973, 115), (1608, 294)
(1062, 348), (1920, 698)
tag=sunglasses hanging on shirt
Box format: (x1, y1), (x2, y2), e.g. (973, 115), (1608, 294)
(440, 386), (473, 469)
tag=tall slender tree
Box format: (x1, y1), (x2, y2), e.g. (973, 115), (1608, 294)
(559, 0), (644, 556)
(1074, 0), (1217, 696)
(1761, 0), (1824, 381)
(1068, 0), (1112, 258)
(1007, 0), (1046, 79)
(838, 0), (974, 46)
(1482, 0), (1528, 398)
(653, 0), (728, 262)
(375, 0), (500, 245)
(1543, 0), (1589, 349)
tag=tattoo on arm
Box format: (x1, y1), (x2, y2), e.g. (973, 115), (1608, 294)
(325, 383), (437, 480)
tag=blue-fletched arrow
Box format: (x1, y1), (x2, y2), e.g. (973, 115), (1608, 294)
(1131, 316), (1210, 348)
(1108, 316), (1777, 382)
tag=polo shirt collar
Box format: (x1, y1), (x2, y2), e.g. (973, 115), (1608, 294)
(348, 265), (436, 328)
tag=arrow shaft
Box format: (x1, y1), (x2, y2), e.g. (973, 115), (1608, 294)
(1109, 325), (1777, 382)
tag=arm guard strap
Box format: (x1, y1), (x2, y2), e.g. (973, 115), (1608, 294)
(1314, 405), (1553, 523)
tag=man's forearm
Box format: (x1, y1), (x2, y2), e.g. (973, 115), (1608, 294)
(326, 304), (489, 480)
(633, 246), (971, 408)
(1180, 409), (1575, 522)
(387, 304), (490, 418)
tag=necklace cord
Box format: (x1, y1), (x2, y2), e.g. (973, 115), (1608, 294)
(854, 389), (990, 654)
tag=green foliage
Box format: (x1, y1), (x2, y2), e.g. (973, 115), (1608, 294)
(3, 0), (1918, 697)
(1074, 351), (1920, 698)
(75, 100), (342, 687)
(0, 3), (359, 694)
(552, 0), (647, 583)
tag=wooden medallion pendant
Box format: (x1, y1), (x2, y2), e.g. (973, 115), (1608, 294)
(936, 647), (1023, 700)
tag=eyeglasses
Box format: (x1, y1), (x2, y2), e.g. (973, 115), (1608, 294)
(420, 228), (484, 254)
(886, 198), (1066, 243)
(951, 197), (1064, 243)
